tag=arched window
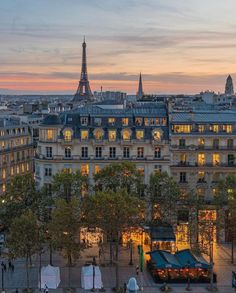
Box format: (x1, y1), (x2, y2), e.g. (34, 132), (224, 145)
(94, 128), (104, 140)
(122, 129), (131, 140)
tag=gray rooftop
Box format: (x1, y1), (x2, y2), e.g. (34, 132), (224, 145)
(171, 111), (236, 123)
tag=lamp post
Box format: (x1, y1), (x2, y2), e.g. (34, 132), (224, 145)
(1, 261), (5, 293)
(185, 260), (191, 291)
(129, 239), (133, 266)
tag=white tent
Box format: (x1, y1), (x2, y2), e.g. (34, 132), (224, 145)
(39, 265), (61, 289)
(81, 265), (103, 290)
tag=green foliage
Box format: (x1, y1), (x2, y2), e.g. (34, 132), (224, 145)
(48, 197), (82, 265)
(94, 162), (144, 196)
(7, 210), (40, 259)
(82, 189), (144, 239)
(149, 171), (181, 223)
(0, 174), (47, 228)
(52, 170), (89, 201)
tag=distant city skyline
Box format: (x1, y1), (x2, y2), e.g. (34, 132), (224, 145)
(1, 0), (236, 94)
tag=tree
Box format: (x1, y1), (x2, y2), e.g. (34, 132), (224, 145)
(82, 190), (143, 291)
(7, 211), (41, 291)
(94, 162), (144, 196)
(148, 172), (181, 224)
(48, 197), (82, 266)
(52, 170), (89, 201)
(0, 174), (46, 228)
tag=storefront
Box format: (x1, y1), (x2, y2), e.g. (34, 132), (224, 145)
(198, 210), (217, 244)
(80, 227), (103, 246)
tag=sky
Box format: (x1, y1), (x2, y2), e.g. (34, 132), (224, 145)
(1, 0), (236, 94)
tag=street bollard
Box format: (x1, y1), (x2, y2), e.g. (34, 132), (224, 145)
(127, 277), (139, 293)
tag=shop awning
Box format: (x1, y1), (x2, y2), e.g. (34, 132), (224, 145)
(150, 226), (176, 242)
(175, 249), (210, 269)
(146, 250), (181, 269)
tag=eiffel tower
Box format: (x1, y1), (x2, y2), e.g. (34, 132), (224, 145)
(73, 37), (94, 103)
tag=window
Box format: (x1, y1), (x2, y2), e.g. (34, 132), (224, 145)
(94, 118), (102, 126)
(94, 129), (103, 140)
(64, 130), (72, 142)
(212, 125), (219, 133)
(108, 118), (115, 125)
(94, 165), (101, 174)
(81, 164), (89, 176)
(10, 167), (14, 176)
(173, 125), (191, 133)
(198, 138), (205, 148)
(108, 130), (116, 141)
(150, 118), (155, 126)
(16, 165), (20, 174)
(228, 154), (234, 166)
(153, 130), (161, 141)
(137, 147), (144, 158)
(137, 167), (144, 176)
(212, 172), (220, 182)
(122, 118), (129, 126)
(154, 165), (162, 173)
(81, 147), (88, 158)
(63, 168), (72, 174)
(22, 151), (25, 160)
(45, 183), (52, 196)
(122, 129), (131, 140)
(198, 153), (205, 166)
(46, 147), (52, 158)
(47, 129), (53, 140)
(144, 118), (149, 126)
(179, 172), (187, 183)
(227, 139), (234, 149)
(81, 130), (88, 140)
(213, 153), (220, 166)
(198, 125), (205, 132)
(198, 172), (205, 182)
(136, 130), (144, 140)
(65, 147), (71, 158)
(213, 139), (219, 149)
(197, 188), (205, 200)
(21, 163), (25, 173)
(135, 117), (143, 126)
(180, 153), (186, 165)
(17, 152), (20, 161)
(154, 147), (161, 158)
(179, 139), (185, 147)
(2, 184), (6, 193)
(26, 163), (29, 172)
(123, 147), (130, 158)
(95, 147), (102, 158)
(2, 169), (6, 179)
(81, 117), (88, 126)
(45, 167), (52, 177)
(109, 147), (116, 158)
(223, 125), (233, 133)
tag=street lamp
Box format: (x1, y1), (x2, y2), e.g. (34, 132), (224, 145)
(129, 239), (133, 266)
(185, 260), (191, 291)
(1, 261), (6, 293)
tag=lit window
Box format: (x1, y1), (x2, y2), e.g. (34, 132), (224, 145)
(137, 167), (144, 176)
(180, 153), (187, 164)
(155, 118), (160, 125)
(2, 169), (6, 179)
(135, 117), (143, 126)
(47, 129), (53, 140)
(81, 164), (89, 176)
(198, 138), (205, 148)
(198, 153), (205, 166)
(108, 118), (115, 125)
(63, 168), (72, 174)
(20, 138), (24, 145)
(2, 184), (6, 193)
(198, 125), (205, 132)
(198, 172), (205, 182)
(108, 130), (116, 141)
(64, 130), (72, 142)
(94, 165), (101, 174)
(136, 130), (144, 140)
(16, 165), (20, 174)
(122, 129), (131, 140)
(173, 125), (191, 133)
(122, 118), (129, 126)
(144, 118), (149, 126)
(21, 163), (25, 173)
(26, 163), (29, 171)
(81, 130), (88, 140)
(213, 154), (220, 166)
(212, 125), (219, 133)
(153, 130), (161, 141)
(94, 129), (103, 140)
(223, 125), (233, 133)
(197, 188), (205, 199)
(10, 167), (14, 176)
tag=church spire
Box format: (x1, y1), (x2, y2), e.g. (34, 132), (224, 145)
(73, 37), (93, 104)
(137, 72), (144, 100)
(225, 74), (234, 95)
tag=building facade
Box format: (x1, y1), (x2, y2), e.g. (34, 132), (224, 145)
(0, 117), (34, 194)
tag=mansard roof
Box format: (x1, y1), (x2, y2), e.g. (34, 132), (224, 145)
(171, 111), (236, 123)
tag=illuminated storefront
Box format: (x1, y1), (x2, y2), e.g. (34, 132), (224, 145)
(198, 210), (217, 244)
(80, 227), (103, 245)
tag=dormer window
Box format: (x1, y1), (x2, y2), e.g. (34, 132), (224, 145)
(47, 129), (53, 140)
(122, 118), (129, 126)
(122, 129), (131, 140)
(94, 117), (102, 126)
(81, 117), (88, 126)
(108, 118), (115, 125)
(152, 129), (162, 141)
(64, 129), (72, 142)
(136, 130), (144, 140)
(94, 128), (104, 140)
(135, 117), (142, 126)
(108, 130), (116, 141)
(81, 130), (88, 140)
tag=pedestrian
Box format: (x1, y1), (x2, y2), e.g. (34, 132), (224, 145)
(136, 265), (139, 276)
(8, 260), (12, 271)
(15, 288), (19, 293)
(44, 284), (48, 293)
(123, 282), (127, 293)
(98, 248), (102, 259)
(11, 263), (14, 272)
(3, 263), (6, 272)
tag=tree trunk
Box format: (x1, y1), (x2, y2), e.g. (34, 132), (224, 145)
(115, 241), (120, 291)
(110, 241), (113, 264)
(26, 254), (29, 290)
(49, 242), (53, 265)
(232, 235), (234, 264)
